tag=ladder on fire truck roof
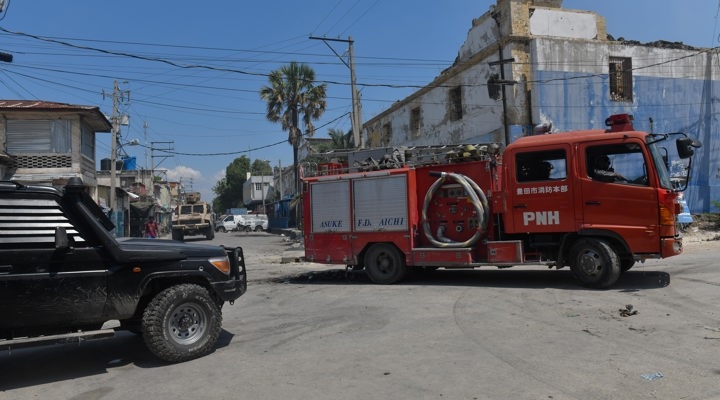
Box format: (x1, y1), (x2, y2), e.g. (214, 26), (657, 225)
(301, 143), (502, 177)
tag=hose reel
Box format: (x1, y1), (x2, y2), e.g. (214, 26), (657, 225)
(421, 171), (489, 248)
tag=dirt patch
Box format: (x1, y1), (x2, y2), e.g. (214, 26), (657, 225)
(682, 213), (720, 243)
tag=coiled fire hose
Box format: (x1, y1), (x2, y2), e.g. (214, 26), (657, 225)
(421, 171), (489, 248)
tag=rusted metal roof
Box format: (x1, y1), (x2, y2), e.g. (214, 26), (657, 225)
(0, 100), (112, 132)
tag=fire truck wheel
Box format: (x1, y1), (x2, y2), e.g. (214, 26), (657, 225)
(364, 243), (407, 284)
(569, 238), (621, 289)
(620, 257), (635, 272)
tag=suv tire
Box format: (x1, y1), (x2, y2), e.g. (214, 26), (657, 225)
(142, 284), (222, 362)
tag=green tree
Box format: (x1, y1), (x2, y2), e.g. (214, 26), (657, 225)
(251, 159), (273, 175)
(327, 127), (354, 150)
(211, 177), (229, 213)
(213, 157), (274, 213)
(260, 62), (327, 194)
(304, 128), (355, 168)
(212, 156), (251, 213)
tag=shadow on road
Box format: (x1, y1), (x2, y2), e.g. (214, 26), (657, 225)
(0, 329), (236, 391)
(267, 267), (671, 291)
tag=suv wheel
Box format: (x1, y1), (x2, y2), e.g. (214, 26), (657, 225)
(141, 284), (222, 363)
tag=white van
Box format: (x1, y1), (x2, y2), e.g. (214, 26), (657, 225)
(235, 214), (268, 232)
(218, 214), (268, 232)
(218, 214), (242, 232)
(248, 214), (269, 232)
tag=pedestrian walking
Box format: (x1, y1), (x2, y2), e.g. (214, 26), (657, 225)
(144, 216), (159, 238)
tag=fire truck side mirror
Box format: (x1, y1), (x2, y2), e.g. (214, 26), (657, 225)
(676, 137), (702, 159)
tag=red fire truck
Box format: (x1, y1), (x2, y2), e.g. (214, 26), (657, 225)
(301, 115), (701, 288)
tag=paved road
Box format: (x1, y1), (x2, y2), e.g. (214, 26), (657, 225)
(2, 231), (719, 400)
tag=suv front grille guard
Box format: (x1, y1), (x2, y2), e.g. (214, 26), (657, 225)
(224, 246), (247, 301)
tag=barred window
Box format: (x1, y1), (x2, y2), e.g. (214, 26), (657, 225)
(609, 57), (633, 102)
(382, 123), (392, 146)
(410, 107), (421, 138)
(81, 125), (95, 160)
(448, 86), (462, 121)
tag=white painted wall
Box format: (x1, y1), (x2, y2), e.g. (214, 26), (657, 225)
(457, 15), (497, 63)
(529, 8), (598, 39)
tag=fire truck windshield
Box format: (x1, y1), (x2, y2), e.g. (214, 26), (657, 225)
(646, 138), (673, 190)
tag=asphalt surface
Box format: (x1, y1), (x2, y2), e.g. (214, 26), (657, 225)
(2, 230), (719, 400)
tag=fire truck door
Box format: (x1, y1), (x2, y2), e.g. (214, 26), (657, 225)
(580, 143), (660, 252)
(508, 149), (575, 233)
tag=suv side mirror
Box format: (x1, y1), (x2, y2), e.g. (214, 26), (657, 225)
(677, 137), (702, 159)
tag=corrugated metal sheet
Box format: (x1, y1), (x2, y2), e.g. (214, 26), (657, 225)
(311, 181), (351, 233)
(353, 174), (408, 232)
(0, 100), (112, 132)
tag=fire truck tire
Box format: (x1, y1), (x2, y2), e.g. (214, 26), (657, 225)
(569, 238), (621, 289)
(364, 243), (407, 284)
(620, 258), (635, 272)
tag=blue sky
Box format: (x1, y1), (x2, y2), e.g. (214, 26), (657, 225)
(0, 0), (716, 201)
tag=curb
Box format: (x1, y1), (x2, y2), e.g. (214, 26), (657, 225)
(281, 252), (306, 264)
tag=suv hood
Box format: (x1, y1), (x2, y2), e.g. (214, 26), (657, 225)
(116, 238), (227, 262)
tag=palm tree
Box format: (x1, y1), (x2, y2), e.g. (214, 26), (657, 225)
(260, 62), (327, 194)
(327, 127), (354, 149)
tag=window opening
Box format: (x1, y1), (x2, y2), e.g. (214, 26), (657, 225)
(609, 57), (633, 102)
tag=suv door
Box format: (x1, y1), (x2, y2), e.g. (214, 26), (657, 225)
(0, 193), (109, 332)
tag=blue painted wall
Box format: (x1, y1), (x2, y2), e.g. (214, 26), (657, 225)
(533, 70), (719, 213)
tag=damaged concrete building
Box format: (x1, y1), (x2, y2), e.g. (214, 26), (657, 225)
(361, 0), (717, 213)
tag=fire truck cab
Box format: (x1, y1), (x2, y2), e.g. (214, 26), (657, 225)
(301, 115), (701, 288)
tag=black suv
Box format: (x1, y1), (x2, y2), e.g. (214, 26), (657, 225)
(0, 177), (247, 362)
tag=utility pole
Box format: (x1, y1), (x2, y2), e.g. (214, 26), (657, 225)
(103, 81), (129, 230)
(142, 121), (150, 192)
(348, 38), (363, 149)
(150, 141), (174, 181)
(278, 159), (283, 200)
(309, 36), (363, 148)
(261, 173), (266, 214)
(490, 12), (517, 146)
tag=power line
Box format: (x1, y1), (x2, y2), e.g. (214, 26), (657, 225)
(143, 112), (350, 157)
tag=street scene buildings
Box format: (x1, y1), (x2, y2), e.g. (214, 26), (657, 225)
(0, 0), (716, 231)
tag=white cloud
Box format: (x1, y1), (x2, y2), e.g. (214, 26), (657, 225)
(165, 165), (202, 183)
(165, 165), (208, 199)
(213, 169), (226, 182)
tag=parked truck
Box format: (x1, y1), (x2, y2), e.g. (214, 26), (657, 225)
(0, 177), (247, 362)
(172, 191), (215, 241)
(301, 114), (701, 288)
